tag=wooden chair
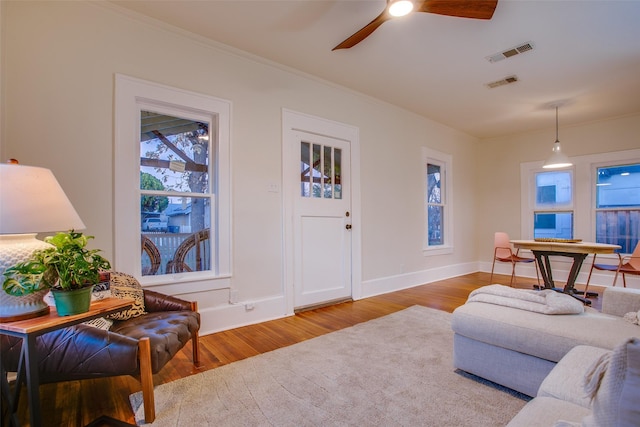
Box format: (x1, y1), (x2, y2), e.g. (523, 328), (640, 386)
(166, 229), (210, 273)
(584, 241), (640, 295)
(490, 232), (540, 287)
(141, 235), (161, 275)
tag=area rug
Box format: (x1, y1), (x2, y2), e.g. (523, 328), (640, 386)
(130, 306), (528, 426)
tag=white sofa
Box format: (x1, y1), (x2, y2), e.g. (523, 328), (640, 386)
(451, 286), (640, 397)
(507, 339), (640, 426)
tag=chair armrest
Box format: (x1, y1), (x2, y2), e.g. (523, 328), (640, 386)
(143, 289), (194, 312)
(602, 286), (640, 317)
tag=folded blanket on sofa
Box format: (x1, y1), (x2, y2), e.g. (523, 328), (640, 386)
(468, 284), (584, 315)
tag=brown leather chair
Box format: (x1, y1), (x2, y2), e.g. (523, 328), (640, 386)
(1, 286), (200, 423)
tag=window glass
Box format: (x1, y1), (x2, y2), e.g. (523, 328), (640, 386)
(427, 163), (443, 246)
(533, 212), (573, 239)
(536, 171), (572, 207)
(139, 111), (212, 276)
(533, 170), (573, 239)
(300, 141), (342, 200)
(595, 163), (640, 253)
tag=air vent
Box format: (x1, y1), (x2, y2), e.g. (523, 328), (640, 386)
(485, 75), (518, 89)
(486, 42), (535, 63)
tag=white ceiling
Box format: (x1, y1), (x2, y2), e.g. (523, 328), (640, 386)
(111, 0), (640, 139)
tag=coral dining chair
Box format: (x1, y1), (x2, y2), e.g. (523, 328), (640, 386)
(490, 232), (540, 287)
(584, 241), (640, 296)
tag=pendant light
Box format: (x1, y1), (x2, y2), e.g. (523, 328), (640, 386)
(542, 106), (572, 169)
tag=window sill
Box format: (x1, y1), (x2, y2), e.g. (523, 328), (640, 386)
(422, 246), (453, 256)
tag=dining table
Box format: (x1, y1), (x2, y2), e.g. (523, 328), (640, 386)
(510, 239), (621, 305)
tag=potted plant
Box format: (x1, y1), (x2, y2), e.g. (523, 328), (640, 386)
(2, 230), (111, 316)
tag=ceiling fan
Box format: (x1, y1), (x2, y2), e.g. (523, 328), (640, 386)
(332, 0), (498, 50)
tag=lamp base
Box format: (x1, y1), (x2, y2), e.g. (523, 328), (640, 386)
(0, 292), (50, 321)
(0, 234), (52, 322)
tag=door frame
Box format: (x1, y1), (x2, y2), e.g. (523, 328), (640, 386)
(282, 109), (362, 315)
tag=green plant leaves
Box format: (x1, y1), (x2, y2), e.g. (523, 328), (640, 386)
(2, 230), (111, 295)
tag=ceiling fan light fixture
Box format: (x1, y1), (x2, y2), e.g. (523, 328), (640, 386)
(542, 106), (573, 169)
(389, 0), (414, 17)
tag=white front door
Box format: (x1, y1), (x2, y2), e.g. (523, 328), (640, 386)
(293, 133), (352, 309)
(282, 110), (360, 312)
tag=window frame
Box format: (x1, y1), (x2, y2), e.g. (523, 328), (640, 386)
(531, 169), (575, 239)
(114, 74), (232, 292)
(591, 160), (640, 254)
(423, 147), (453, 255)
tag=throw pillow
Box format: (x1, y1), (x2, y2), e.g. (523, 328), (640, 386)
(581, 338), (640, 427)
(622, 310), (640, 325)
(105, 272), (146, 321)
(82, 317), (113, 330)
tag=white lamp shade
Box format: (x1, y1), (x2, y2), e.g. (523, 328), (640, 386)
(542, 141), (573, 169)
(0, 164), (86, 234)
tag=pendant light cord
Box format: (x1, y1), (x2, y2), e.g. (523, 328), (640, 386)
(555, 106), (559, 143)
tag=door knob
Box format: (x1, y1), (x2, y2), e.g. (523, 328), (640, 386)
(345, 224), (352, 230)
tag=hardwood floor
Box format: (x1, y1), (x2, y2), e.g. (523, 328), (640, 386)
(7, 272), (604, 426)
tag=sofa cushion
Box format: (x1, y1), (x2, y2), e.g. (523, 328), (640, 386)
(452, 301), (640, 363)
(111, 310), (199, 372)
(506, 397), (590, 427)
(538, 345), (610, 409)
(581, 338), (640, 427)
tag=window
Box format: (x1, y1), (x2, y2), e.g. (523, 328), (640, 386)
(521, 149), (640, 256)
(423, 148), (453, 254)
(115, 75), (231, 290)
(533, 170), (573, 239)
(594, 163), (640, 253)
(139, 111), (212, 275)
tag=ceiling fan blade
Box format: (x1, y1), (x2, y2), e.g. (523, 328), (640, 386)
(332, 10), (392, 50)
(416, 0), (498, 20)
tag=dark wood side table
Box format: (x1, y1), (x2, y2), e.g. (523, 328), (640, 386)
(0, 297), (133, 427)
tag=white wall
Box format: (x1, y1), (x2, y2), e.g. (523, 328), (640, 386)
(1, 1), (480, 333)
(476, 113), (640, 287)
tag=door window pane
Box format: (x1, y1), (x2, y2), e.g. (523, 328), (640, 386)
(300, 141), (342, 200)
(334, 148), (342, 200)
(301, 142), (310, 197)
(324, 146), (332, 198)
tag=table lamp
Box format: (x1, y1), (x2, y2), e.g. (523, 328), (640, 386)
(0, 161), (86, 321)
